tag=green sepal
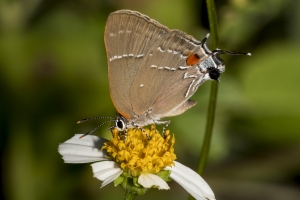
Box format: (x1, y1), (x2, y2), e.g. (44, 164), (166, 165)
(116, 173), (149, 197)
(114, 176), (124, 187)
(116, 170), (172, 199)
(133, 177), (141, 187)
(156, 170), (172, 182)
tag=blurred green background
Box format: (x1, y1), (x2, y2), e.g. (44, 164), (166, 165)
(1, 0), (300, 199)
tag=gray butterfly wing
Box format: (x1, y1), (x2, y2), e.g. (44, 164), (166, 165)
(105, 10), (170, 118)
(129, 30), (209, 118)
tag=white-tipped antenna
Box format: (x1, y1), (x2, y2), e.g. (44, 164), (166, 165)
(200, 33), (210, 45)
(213, 48), (251, 56)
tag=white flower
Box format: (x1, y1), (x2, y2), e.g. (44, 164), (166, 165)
(58, 133), (215, 200)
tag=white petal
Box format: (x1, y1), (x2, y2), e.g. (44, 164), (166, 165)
(63, 134), (108, 146)
(165, 161), (215, 200)
(58, 134), (108, 163)
(100, 170), (123, 188)
(138, 173), (170, 190)
(91, 161), (122, 181)
(91, 161), (123, 188)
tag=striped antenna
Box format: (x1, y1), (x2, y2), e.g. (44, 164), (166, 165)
(77, 116), (113, 124)
(79, 120), (112, 139)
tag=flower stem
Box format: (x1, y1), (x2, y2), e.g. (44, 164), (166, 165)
(197, 0), (219, 176)
(197, 81), (218, 175)
(189, 2), (219, 200)
(124, 190), (138, 200)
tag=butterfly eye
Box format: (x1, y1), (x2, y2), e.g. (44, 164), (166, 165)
(115, 117), (126, 131)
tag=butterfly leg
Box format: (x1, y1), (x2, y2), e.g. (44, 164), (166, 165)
(154, 120), (171, 138)
(131, 121), (151, 140)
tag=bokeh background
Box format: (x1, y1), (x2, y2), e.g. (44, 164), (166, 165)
(1, 0), (300, 199)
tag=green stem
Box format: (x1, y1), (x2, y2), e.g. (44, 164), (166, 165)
(189, 2), (219, 200)
(124, 190), (138, 200)
(197, 81), (218, 175)
(197, 0), (219, 175)
(197, 0), (219, 176)
(205, 0), (219, 48)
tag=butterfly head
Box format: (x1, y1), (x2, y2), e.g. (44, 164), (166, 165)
(200, 33), (251, 81)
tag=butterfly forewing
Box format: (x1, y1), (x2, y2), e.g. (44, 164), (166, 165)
(105, 10), (170, 118)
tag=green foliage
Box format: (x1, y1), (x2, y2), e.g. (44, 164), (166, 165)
(1, 0), (300, 200)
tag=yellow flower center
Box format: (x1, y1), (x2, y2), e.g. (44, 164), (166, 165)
(102, 125), (176, 177)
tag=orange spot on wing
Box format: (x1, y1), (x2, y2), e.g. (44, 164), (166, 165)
(186, 54), (200, 66)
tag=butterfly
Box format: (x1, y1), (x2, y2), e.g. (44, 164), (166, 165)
(78, 10), (250, 137)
